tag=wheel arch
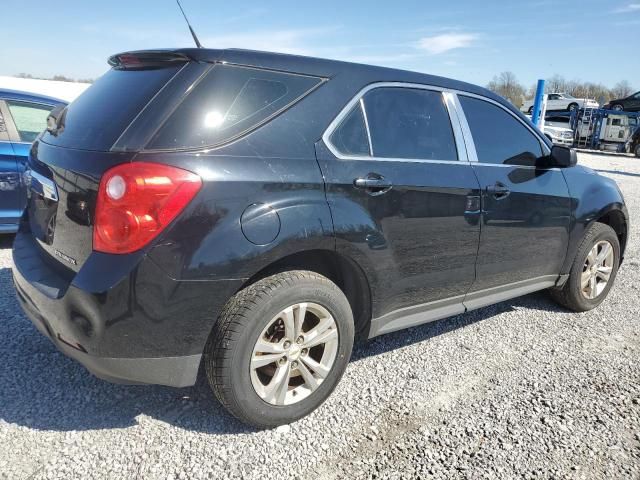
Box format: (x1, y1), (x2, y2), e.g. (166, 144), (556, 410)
(594, 207), (628, 262)
(238, 249), (373, 342)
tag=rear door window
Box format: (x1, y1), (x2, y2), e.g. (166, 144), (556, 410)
(41, 66), (182, 151)
(362, 87), (458, 161)
(6, 100), (55, 143)
(147, 65), (323, 150)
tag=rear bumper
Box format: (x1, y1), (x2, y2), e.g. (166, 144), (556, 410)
(15, 286), (200, 386)
(12, 231), (242, 387)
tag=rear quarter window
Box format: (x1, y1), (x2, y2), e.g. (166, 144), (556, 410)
(147, 65), (323, 150)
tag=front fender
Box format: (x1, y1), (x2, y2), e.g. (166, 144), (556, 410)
(561, 166), (629, 273)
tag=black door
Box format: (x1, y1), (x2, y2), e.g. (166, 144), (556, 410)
(316, 86), (481, 336)
(457, 95), (572, 309)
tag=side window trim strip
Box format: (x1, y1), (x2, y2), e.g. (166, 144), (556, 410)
(359, 97), (374, 156)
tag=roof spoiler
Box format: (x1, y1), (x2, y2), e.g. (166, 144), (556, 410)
(108, 50), (192, 70)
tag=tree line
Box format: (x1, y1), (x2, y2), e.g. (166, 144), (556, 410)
(486, 72), (635, 107)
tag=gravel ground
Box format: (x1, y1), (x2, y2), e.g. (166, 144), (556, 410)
(1, 152), (639, 480)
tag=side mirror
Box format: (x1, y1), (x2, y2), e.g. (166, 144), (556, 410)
(549, 145), (577, 168)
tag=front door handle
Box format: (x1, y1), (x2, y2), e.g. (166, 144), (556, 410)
(354, 174), (393, 195)
(486, 182), (510, 199)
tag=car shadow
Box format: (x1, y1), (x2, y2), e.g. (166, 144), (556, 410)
(0, 261), (567, 435)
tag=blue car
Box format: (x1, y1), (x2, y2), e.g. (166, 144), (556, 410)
(0, 89), (67, 233)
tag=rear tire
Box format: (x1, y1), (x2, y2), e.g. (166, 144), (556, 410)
(204, 270), (354, 428)
(635, 145), (640, 158)
(550, 223), (620, 312)
(611, 104), (624, 111)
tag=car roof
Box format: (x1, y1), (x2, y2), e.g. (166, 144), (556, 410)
(0, 88), (67, 105)
(110, 48), (514, 109)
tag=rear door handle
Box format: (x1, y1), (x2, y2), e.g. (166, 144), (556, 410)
(354, 174), (392, 195)
(486, 182), (510, 199)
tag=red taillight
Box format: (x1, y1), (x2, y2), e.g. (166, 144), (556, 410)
(94, 162), (202, 254)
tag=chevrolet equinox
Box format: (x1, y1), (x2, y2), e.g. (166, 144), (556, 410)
(12, 49), (629, 428)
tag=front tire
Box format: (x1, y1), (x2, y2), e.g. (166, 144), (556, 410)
(635, 145), (640, 158)
(611, 104), (624, 111)
(550, 223), (620, 312)
(205, 270), (354, 428)
(567, 102), (579, 112)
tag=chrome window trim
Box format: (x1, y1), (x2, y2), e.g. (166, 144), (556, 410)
(445, 92), (471, 163)
(454, 91), (552, 158)
(322, 82), (466, 164)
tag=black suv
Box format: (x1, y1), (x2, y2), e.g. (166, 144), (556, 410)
(13, 49), (628, 428)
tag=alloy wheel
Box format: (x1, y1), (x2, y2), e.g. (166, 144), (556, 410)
(581, 240), (614, 300)
(250, 302), (339, 406)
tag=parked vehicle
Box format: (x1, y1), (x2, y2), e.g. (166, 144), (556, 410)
(527, 115), (574, 146)
(521, 93), (599, 114)
(13, 49), (628, 428)
(604, 91), (640, 112)
(599, 114), (638, 152)
(0, 89), (66, 233)
(544, 115), (571, 129)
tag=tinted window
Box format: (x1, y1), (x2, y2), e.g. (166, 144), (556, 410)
(41, 66), (181, 151)
(6, 101), (54, 143)
(363, 88), (457, 160)
(459, 96), (543, 165)
(149, 65), (322, 150)
(329, 103), (369, 156)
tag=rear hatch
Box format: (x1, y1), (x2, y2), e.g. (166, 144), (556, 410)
(26, 53), (189, 272)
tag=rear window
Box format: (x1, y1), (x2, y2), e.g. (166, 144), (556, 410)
(147, 65), (322, 150)
(41, 66), (181, 151)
